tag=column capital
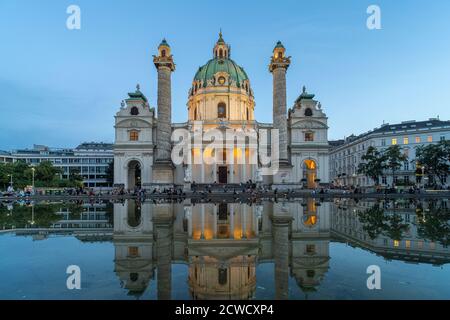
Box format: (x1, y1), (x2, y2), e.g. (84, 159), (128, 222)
(153, 56), (176, 72)
(269, 41), (291, 72)
(270, 214), (293, 226)
(269, 58), (291, 72)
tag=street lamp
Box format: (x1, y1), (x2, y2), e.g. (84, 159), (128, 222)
(7, 174), (13, 191)
(31, 167), (35, 194)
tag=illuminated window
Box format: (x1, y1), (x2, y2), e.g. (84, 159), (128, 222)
(218, 76), (226, 85)
(305, 132), (314, 142)
(427, 136), (433, 143)
(405, 240), (411, 249)
(217, 102), (226, 118)
(415, 136), (421, 143)
(403, 137), (409, 145)
(129, 130), (139, 141)
(128, 246), (139, 257)
(392, 138), (398, 145)
(394, 240), (400, 247)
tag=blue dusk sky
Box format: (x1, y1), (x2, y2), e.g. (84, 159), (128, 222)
(0, 0), (449, 150)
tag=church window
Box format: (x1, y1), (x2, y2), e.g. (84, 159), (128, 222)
(218, 76), (226, 85)
(130, 130), (139, 141)
(304, 108), (313, 117)
(130, 273), (139, 282)
(218, 268), (227, 285)
(128, 246), (139, 257)
(277, 52), (282, 59)
(306, 244), (316, 254)
(161, 49), (166, 57)
(305, 132), (314, 142)
(219, 49), (223, 58)
(218, 102), (226, 118)
(130, 106), (139, 115)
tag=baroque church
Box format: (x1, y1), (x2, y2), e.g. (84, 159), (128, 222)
(113, 33), (329, 190)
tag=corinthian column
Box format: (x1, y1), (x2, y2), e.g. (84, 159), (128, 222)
(269, 41), (291, 163)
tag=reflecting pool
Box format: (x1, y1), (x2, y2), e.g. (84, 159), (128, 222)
(1, 198), (449, 300)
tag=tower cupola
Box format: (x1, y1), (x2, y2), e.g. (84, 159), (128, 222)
(213, 31), (230, 59)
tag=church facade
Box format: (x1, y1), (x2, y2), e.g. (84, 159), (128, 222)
(113, 33), (329, 190)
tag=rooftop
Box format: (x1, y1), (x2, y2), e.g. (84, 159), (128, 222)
(331, 118), (450, 149)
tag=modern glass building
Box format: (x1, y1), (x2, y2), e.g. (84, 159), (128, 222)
(8, 142), (113, 188)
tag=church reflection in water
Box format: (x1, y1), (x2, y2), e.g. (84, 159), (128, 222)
(112, 198), (450, 299)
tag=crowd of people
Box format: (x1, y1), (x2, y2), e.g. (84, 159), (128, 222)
(2, 181), (449, 200)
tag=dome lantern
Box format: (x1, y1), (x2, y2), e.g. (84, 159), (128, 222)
(213, 31), (230, 59)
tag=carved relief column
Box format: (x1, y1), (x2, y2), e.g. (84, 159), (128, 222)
(153, 39), (176, 184)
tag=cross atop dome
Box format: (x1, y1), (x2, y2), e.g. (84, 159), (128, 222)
(218, 29), (224, 43)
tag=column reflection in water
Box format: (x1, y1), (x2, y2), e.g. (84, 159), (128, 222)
(153, 202), (174, 300)
(113, 199), (154, 298)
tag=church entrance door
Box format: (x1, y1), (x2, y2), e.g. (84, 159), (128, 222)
(218, 166), (228, 184)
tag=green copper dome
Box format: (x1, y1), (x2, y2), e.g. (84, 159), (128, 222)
(193, 57), (249, 88)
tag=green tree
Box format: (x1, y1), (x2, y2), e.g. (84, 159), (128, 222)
(358, 203), (409, 241)
(383, 145), (407, 186)
(0, 162), (33, 190)
(357, 146), (386, 185)
(0, 163), (14, 189)
(69, 168), (84, 187)
(106, 160), (114, 186)
(416, 206), (450, 247)
(416, 140), (450, 186)
(0, 203), (61, 229)
(34, 161), (62, 186)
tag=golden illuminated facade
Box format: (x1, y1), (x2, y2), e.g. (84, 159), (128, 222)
(113, 33), (330, 190)
(112, 198), (331, 299)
